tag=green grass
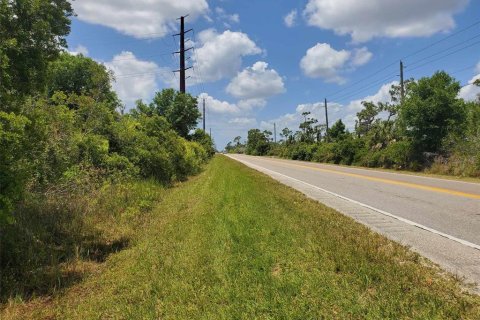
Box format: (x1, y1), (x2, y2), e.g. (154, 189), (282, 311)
(2, 155), (479, 319)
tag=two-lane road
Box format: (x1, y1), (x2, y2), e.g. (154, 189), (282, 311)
(228, 154), (480, 288)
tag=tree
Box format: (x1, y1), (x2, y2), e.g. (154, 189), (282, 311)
(263, 130), (273, 142)
(233, 136), (242, 147)
(191, 129), (215, 157)
(299, 112), (318, 143)
(329, 120), (346, 141)
(355, 101), (380, 137)
(399, 71), (467, 155)
(280, 127), (293, 144)
(225, 142), (234, 153)
(246, 129), (270, 155)
(150, 89), (201, 138)
(0, 0), (74, 106)
(46, 53), (119, 108)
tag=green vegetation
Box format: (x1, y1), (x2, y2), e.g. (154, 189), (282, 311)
(2, 2), (479, 318)
(231, 72), (480, 177)
(3, 156), (479, 319)
(0, 0), (213, 303)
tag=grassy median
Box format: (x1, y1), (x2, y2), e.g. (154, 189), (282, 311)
(2, 155), (479, 319)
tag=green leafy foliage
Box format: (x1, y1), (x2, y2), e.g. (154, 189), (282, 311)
(0, 112), (30, 224)
(191, 129), (216, 157)
(328, 119), (347, 141)
(237, 71), (479, 177)
(1, 88), (212, 300)
(46, 53), (120, 108)
(246, 129), (270, 155)
(0, 0), (73, 107)
(399, 71), (467, 155)
(146, 88), (202, 138)
(0, 0), (214, 304)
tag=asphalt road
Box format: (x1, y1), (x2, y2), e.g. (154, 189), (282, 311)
(228, 154), (480, 288)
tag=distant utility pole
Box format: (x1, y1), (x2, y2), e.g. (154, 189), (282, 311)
(203, 98), (206, 131)
(274, 122), (277, 143)
(209, 128), (212, 137)
(400, 60), (405, 103)
(174, 15), (193, 93)
(324, 98), (329, 142)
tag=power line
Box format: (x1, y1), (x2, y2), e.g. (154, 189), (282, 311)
(334, 62), (478, 106)
(406, 32), (480, 68)
(191, 30), (207, 94)
(407, 39), (480, 72)
(327, 61), (397, 99)
(114, 69), (171, 79)
(74, 30), (179, 46)
(450, 64), (479, 76)
(402, 19), (480, 60)
(326, 18), (480, 99)
(108, 52), (174, 62)
(334, 75), (398, 104)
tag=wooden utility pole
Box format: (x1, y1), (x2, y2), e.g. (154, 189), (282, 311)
(274, 122), (277, 143)
(202, 98), (206, 131)
(400, 60), (405, 103)
(174, 16), (192, 93)
(324, 98), (329, 142)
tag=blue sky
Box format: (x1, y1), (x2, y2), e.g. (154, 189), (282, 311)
(67, 0), (480, 148)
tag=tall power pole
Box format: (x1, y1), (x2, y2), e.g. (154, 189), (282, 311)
(324, 98), (330, 142)
(174, 15), (192, 93)
(400, 60), (405, 103)
(274, 122), (277, 143)
(202, 98), (206, 131)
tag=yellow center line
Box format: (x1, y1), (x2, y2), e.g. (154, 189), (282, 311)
(257, 158), (480, 200)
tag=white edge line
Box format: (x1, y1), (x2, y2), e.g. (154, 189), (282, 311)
(232, 156), (480, 252)
(268, 157), (480, 186)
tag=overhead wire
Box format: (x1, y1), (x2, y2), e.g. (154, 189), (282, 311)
(326, 18), (480, 101)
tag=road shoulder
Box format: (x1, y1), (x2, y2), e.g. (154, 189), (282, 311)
(229, 154), (480, 293)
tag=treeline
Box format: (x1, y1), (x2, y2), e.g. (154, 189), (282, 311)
(0, 1), (213, 300)
(228, 72), (480, 177)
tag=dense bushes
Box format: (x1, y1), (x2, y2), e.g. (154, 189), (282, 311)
(1, 88), (214, 301)
(0, 3), (215, 300)
(0, 112), (30, 224)
(238, 72), (480, 177)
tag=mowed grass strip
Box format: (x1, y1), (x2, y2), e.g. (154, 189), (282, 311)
(4, 155), (480, 319)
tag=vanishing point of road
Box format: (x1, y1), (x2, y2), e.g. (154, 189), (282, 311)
(228, 154), (480, 290)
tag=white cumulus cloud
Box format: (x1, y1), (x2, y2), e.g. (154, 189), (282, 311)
(284, 10), (298, 27)
(72, 0), (209, 38)
(229, 117), (257, 126)
(351, 47), (373, 67)
(226, 61), (285, 100)
(193, 29), (262, 83)
(300, 43), (350, 83)
(105, 52), (171, 109)
(198, 93), (240, 114)
(303, 0), (469, 42)
(69, 45), (89, 56)
(237, 99), (267, 111)
(300, 43), (373, 83)
(459, 74), (480, 102)
(345, 81), (398, 113)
